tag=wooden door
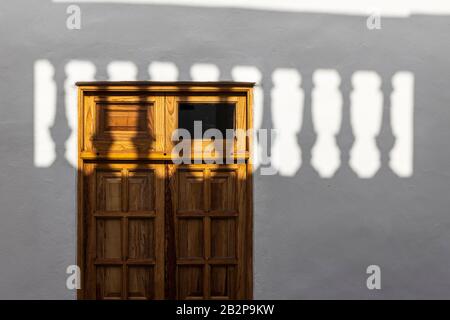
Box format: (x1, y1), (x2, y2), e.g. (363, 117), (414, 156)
(83, 163), (165, 299)
(77, 82), (253, 300)
(167, 164), (247, 299)
(82, 162), (249, 300)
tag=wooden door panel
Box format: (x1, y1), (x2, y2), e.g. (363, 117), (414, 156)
(127, 266), (154, 300)
(210, 171), (237, 212)
(177, 266), (204, 300)
(96, 266), (123, 300)
(85, 163), (164, 299)
(96, 171), (123, 212)
(96, 218), (122, 260)
(177, 218), (204, 259)
(169, 164), (246, 299)
(82, 95), (165, 157)
(178, 170), (206, 212)
(128, 171), (154, 212)
(84, 162), (249, 300)
(210, 265), (236, 299)
(128, 218), (154, 260)
(211, 218), (236, 259)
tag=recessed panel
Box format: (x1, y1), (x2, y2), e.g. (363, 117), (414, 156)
(96, 218), (122, 259)
(128, 266), (154, 299)
(210, 266), (236, 298)
(86, 98), (164, 155)
(211, 218), (236, 259)
(96, 266), (122, 299)
(128, 218), (154, 260)
(96, 171), (122, 212)
(177, 266), (204, 299)
(178, 171), (204, 212)
(210, 172), (236, 211)
(128, 171), (154, 212)
(97, 104), (154, 138)
(103, 109), (147, 132)
(178, 218), (204, 258)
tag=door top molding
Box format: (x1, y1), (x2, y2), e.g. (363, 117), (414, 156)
(76, 81), (255, 90)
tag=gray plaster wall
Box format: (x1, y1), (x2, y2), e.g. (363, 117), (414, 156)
(0, 0), (450, 299)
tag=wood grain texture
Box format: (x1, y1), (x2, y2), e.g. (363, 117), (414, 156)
(83, 96), (165, 155)
(244, 88), (254, 299)
(78, 82), (253, 300)
(165, 95), (247, 160)
(170, 164), (245, 299)
(83, 163), (164, 299)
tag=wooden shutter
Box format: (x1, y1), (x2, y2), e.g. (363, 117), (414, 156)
(84, 163), (165, 299)
(167, 164), (247, 299)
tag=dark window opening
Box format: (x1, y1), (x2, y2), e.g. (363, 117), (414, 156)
(178, 103), (235, 137)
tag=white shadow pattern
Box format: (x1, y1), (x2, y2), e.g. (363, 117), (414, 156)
(33, 60), (414, 178)
(311, 69), (342, 178)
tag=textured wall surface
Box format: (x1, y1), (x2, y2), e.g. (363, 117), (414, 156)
(1, 0), (450, 299)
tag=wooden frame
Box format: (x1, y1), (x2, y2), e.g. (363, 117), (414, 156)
(77, 82), (254, 299)
(165, 95), (247, 160)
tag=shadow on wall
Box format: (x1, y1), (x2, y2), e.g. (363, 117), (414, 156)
(34, 60), (414, 178)
(2, 0), (450, 299)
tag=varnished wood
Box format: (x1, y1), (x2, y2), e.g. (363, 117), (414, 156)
(169, 164), (246, 299)
(77, 87), (86, 299)
(245, 88), (254, 299)
(76, 81), (255, 91)
(83, 163), (165, 299)
(77, 82), (253, 300)
(80, 151), (250, 161)
(165, 95), (248, 160)
(82, 95), (165, 156)
(165, 164), (177, 299)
